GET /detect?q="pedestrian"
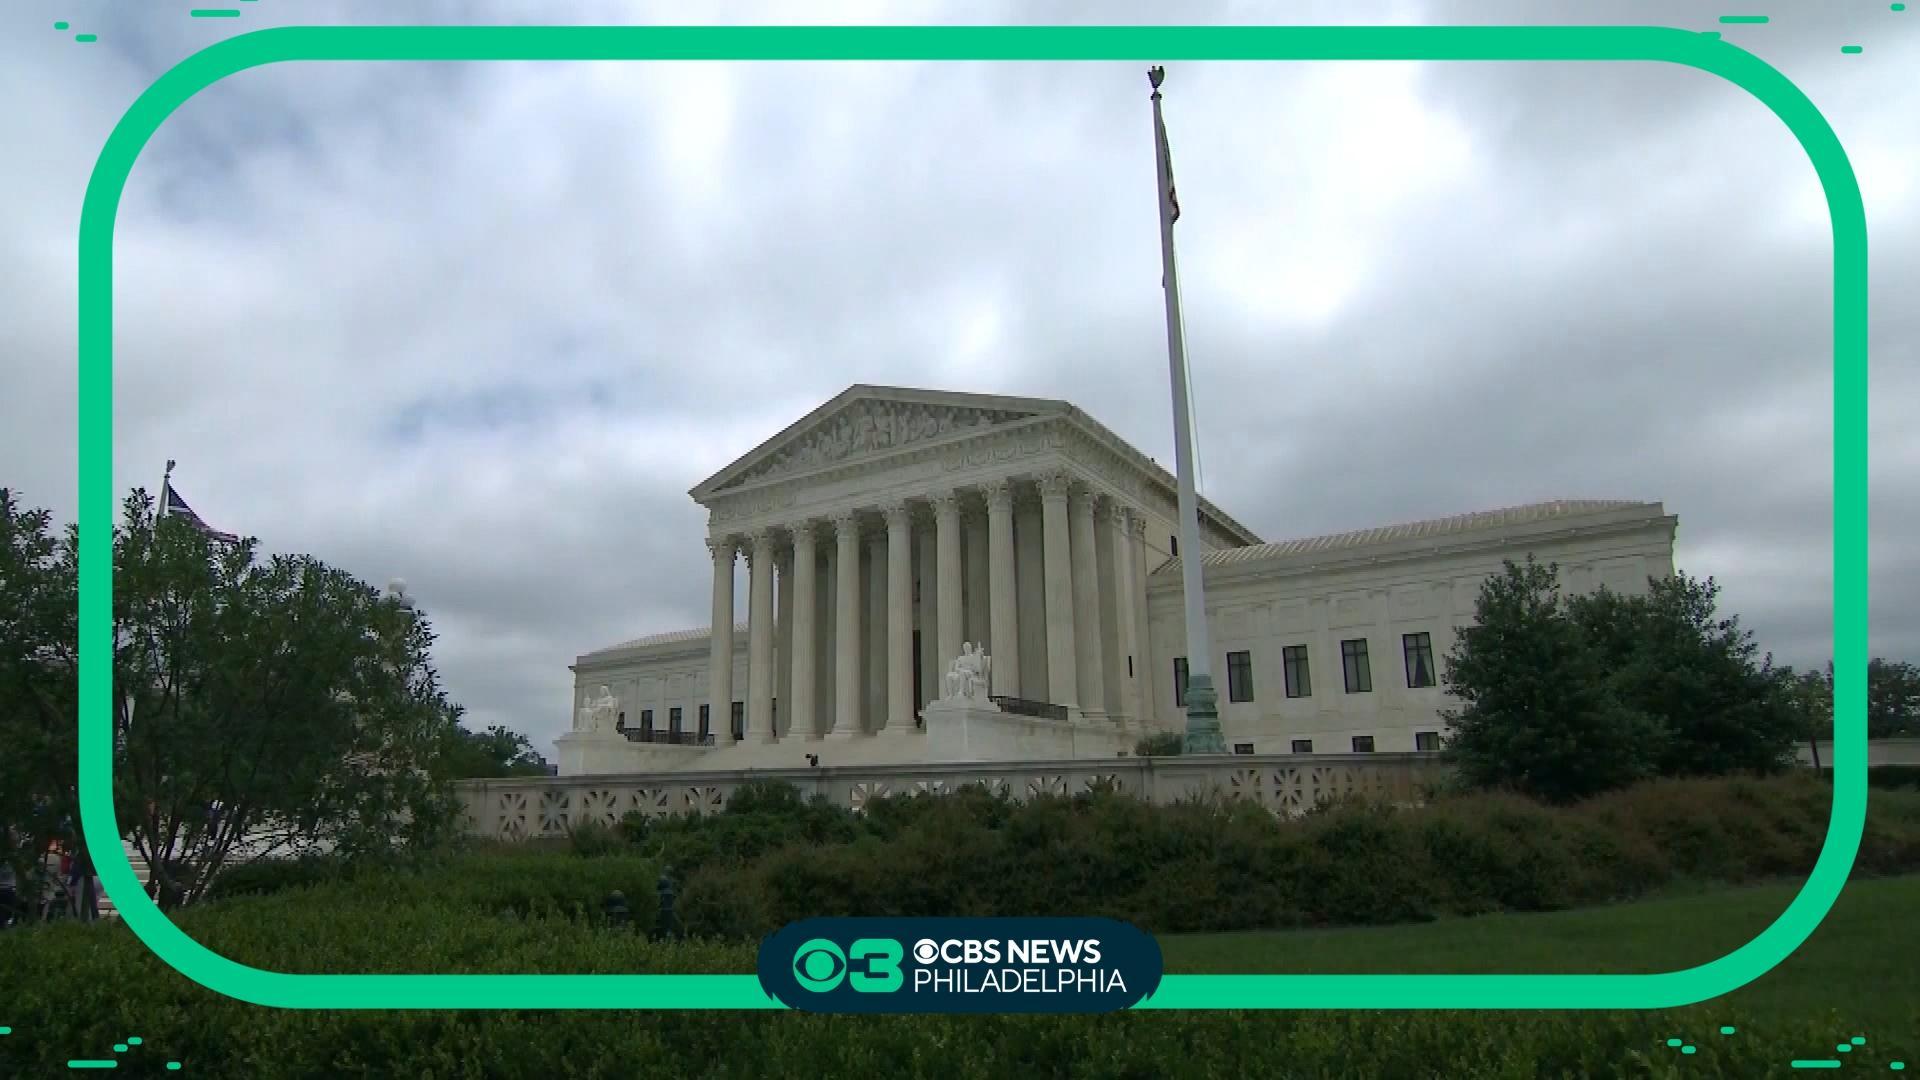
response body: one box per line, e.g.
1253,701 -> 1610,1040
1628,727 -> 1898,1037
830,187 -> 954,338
0,859 -> 18,928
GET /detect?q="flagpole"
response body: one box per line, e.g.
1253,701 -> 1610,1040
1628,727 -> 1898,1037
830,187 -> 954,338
159,459 -> 176,521
1149,66 -> 1225,755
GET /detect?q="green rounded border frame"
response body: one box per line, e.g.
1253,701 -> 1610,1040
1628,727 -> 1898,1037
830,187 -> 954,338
78,25 -> 1867,1011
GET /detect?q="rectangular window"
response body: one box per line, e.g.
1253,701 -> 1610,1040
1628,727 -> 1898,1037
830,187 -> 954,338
1415,731 -> 1440,752
616,711 -> 626,732
1226,650 -> 1254,703
640,709 -> 654,736
1170,535 -> 1179,556
1403,632 -> 1436,689
1291,738 -> 1313,754
1233,742 -> 1255,755
1341,638 -> 1372,693
1352,735 -> 1375,753
1173,657 -> 1189,707
730,701 -> 744,741
668,707 -> 683,737
1283,645 -> 1311,698
699,704 -> 711,743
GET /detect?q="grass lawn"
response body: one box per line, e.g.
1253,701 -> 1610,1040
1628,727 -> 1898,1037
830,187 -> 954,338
1158,873 -> 1918,1030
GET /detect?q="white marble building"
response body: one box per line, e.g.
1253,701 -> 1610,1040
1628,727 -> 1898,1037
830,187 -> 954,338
557,385 -> 1676,775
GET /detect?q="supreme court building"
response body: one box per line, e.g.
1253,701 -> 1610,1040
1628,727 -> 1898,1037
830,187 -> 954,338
556,385 -> 1677,775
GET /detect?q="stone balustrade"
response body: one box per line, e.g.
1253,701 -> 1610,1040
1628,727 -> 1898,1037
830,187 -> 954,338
454,753 -> 1447,841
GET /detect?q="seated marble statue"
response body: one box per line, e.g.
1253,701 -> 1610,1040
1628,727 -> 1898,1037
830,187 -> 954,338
940,643 -> 993,703
578,685 -> 619,734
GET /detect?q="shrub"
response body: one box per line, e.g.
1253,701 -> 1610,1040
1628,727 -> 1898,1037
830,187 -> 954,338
204,853 -> 353,902
566,820 -> 629,858
1134,731 -> 1184,757
0,901 -> 1870,1080
662,773 -> 1920,941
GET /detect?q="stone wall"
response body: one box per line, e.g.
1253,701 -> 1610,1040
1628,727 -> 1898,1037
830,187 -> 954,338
453,753 -> 1446,840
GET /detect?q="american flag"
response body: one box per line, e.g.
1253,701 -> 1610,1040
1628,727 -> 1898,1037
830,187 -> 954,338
1157,107 -> 1180,224
161,480 -> 239,544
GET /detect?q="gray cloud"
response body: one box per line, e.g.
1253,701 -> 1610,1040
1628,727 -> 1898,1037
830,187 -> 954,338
3,0 -> 1910,755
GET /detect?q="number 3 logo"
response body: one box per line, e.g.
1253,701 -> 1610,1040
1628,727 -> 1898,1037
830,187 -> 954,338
849,938 -> 903,993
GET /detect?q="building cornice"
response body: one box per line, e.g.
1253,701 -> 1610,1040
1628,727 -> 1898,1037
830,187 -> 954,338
1148,512 -> 1675,593
703,413 -> 1261,549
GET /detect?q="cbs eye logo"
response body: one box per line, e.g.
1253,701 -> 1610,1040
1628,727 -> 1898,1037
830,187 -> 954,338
790,938 -> 904,993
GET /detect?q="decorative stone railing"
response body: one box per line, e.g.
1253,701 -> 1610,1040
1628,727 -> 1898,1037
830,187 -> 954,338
453,753 -> 1447,841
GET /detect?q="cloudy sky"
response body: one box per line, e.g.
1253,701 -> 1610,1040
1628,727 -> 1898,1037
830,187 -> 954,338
4,1 -> 1912,756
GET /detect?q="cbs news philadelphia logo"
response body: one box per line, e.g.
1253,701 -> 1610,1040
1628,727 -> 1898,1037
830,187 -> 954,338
759,918 -> 1162,1013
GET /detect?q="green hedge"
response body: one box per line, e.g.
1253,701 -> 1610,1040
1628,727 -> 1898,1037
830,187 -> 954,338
673,774 -> 1920,939
201,849 -> 667,940
0,903 -> 1900,1078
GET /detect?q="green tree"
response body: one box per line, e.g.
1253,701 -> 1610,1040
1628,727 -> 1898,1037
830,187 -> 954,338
1440,558 -> 1663,803
438,723 -> 549,780
1867,658 -> 1920,738
1772,658 -> 1919,764
0,488 -> 82,917
1567,573 -> 1801,777
106,488 -> 467,908
1771,662 -> 1833,768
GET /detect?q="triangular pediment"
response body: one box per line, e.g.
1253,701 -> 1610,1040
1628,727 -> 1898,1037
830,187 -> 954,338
691,385 -> 1065,499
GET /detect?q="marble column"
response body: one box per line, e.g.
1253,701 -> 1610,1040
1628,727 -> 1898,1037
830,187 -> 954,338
790,522 -> 818,740
917,525 -> 937,709
884,500 -> 916,732
1094,498 -> 1126,727
1069,487 -> 1106,722
746,529 -> 776,742
706,536 -> 738,747
831,510 -> 862,737
933,490 -> 964,681
776,547 -> 794,737
985,479 -> 1019,698
964,506 -> 989,647
1110,505 -> 1141,731
1128,512 -> 1156,728
865,533 -> 886,730
1037,472 -> 1079,713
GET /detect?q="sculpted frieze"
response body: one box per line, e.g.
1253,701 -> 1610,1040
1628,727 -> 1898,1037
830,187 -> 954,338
721,399 -> 1033,489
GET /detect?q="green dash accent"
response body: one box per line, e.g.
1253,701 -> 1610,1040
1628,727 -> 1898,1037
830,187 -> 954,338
1890,1062 -> 1906,1071
167,1065 -> 182,1072
1792,1064 -> 1842,1071
1668,1038 -> 1683,1047
1683,1046 -> 1697,1055
1894,3 -> 1906,10
66,1063 -> 118,1071
1842,44 -> 1864,53
1856,1039 -> 1869,1046
113,1044 -> 127,1052
1842,1044 -> 1856,1052
1719,14 -> 1770,23
75,34 -> 96,42
126,1039 -> 141,1046
1721,1027 -> 1737,1035
54,21 -> 69,29
189,8 -> 242,16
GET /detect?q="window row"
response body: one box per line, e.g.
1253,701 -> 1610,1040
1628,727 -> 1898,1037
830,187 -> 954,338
616,701 -> 753,743
1228,731 -> 1443,754
1173,632 -> 1438,706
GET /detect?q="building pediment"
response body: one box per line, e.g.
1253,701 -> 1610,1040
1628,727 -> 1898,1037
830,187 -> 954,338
690,385 -> 1066,500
